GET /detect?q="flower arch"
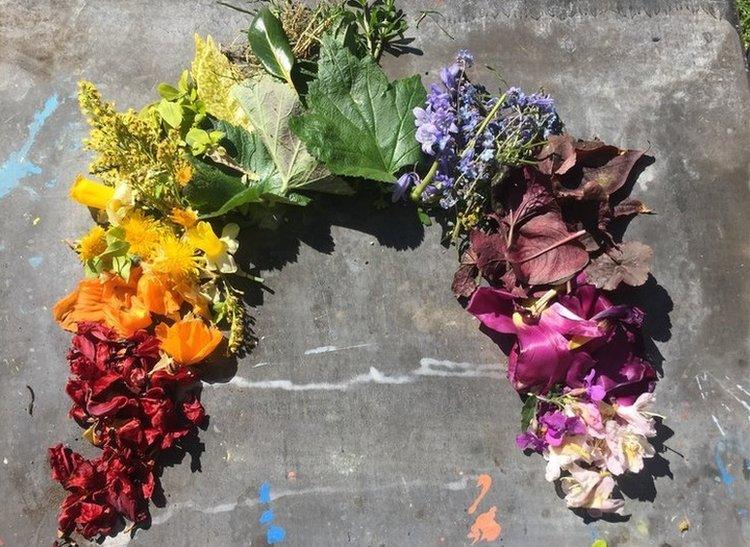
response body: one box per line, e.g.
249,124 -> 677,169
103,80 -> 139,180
47,1 -> 664,542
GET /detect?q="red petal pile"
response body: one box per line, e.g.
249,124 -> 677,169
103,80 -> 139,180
48,322 -> 206,539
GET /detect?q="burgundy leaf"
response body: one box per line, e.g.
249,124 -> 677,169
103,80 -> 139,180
537,134 -> 577,176
452,248 -> 479,298
507,211 -> 589,285
585,241 -> 653,290
612,198 -> 652,218
582,148 -> 644,196
471,229 -> 508,285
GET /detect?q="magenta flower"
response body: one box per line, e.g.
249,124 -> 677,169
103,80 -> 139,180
539,411 -> 587,447
466,275 -> 656,402
466,285 -> 603,393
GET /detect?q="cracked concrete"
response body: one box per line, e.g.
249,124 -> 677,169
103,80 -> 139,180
1,0 -> 749,545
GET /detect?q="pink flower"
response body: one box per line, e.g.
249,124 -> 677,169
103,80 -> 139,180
560,464 -> 625,515
614,392 -> 656,437
603,420 -> 655,475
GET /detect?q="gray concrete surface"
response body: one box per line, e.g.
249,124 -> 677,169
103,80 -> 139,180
1,0 -> 749,545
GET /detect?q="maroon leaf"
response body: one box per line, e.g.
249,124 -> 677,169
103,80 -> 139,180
452,248 -> 479,298
582,148 -> 644,196
507,211 -> 589,285
471,229 -> 508,284
537,134 -> 577,176
612,198 -> 652,218
502,167 -> 556,230
585,241 -> 653,290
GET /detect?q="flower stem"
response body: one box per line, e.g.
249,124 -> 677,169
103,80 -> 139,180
410,160 -> 439,201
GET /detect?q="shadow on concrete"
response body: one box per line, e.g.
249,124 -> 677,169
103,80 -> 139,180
231,182 -> 426,312
616,419 -> 675,503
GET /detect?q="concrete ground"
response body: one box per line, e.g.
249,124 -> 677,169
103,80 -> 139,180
1,0 -> 749,545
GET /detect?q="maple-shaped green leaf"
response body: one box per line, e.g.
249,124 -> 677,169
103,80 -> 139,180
290,37 -> 426,183
233,77 -> 330,193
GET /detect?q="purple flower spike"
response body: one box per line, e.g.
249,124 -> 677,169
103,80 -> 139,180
392,172 -> 420,202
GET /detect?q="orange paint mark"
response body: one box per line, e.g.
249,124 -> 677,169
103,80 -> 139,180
467,506 -> 502,544
467,474 -> 492,515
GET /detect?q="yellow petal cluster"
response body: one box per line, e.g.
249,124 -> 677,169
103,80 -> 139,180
77,225 -> 107,261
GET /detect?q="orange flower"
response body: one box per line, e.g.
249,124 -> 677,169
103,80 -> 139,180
53,268 -> 151,336
170,207 -> 198,229
137,272 -> 183,318
155,318 -> 222,366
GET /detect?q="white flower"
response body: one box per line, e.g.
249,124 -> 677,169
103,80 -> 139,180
106,182 -> 134,225
614,392 -> 656,438
544,436 -> 593,481
561,464 -> 625,514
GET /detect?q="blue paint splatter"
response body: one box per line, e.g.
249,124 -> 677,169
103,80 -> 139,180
715,441 -> 735,489
267,525 -> 286,544
45,179 -> 58,189
738,508 -> 749,519
259,482 -> 272,504
0,94 -> 60,199
28,256 -> 44,268
258,482 -> 285,543
259,509 -> 275,525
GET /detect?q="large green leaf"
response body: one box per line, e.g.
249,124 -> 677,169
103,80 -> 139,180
184,159 -> 260,214
248,8 -> 295,85
233,77 -> 330,193
290,37 -> 426,183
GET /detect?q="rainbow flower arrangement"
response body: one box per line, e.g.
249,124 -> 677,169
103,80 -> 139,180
49,0 -> 663,542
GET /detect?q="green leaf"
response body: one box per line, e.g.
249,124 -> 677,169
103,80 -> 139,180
213,119 -> 277,181
248,8 -> 295,84
520,395 -> 539,431
233,77 -> 329,193
302,177 -> 354,195
111,255 -> 132,281
157,99 -> 183,128
290,37 -> 426,182
157,83 -> 181,100
417,208 -> 432,226
184,159 -> 251,212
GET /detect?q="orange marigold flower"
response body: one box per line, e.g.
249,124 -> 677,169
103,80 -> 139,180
155,318 -> 222,366
136,272 -> 183,318
170,207 -> 198,229
53,268 -> 151,336
175,164 -> 194,186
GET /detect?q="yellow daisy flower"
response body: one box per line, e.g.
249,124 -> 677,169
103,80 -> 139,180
121,211 -> 164,259
77,225 -> 107,261
148,232 -> 200,281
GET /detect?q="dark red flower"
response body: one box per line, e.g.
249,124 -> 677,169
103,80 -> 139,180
50,321 -> 208,540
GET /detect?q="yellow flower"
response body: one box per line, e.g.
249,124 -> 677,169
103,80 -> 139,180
148,232 -> 200,281
176,164 -> 193,186
69,175 -> 114,209
121,211 -> 164,259
186,221 -> 239,273
77,225 -> 107,260
170,207 -> 198,229
186,221 -> 223,256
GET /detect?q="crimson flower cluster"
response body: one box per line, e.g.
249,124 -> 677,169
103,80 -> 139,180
48,322 -> 206,540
